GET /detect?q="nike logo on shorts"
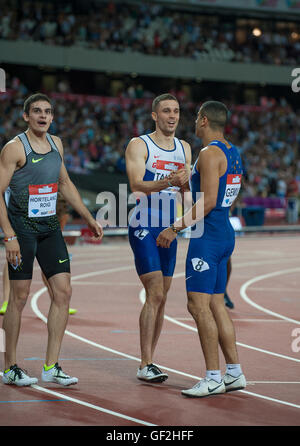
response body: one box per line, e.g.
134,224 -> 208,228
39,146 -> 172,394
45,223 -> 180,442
59,259 -> 69,263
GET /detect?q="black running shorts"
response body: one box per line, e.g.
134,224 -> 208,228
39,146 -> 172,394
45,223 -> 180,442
8,229 -> 70,280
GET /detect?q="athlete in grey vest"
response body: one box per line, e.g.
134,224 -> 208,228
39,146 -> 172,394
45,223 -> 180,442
0,93 -> 103,386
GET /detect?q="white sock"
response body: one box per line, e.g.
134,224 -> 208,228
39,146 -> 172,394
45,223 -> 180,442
206,370 -> 222,383
226,364 -> 242,377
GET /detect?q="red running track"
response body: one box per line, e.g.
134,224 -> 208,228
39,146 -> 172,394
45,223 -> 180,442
0,235 -> 299,427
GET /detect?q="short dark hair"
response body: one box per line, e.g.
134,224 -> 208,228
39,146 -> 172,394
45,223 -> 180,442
199,101 -> 228,130
23,93 -> 53,115
152,93 -> 178,112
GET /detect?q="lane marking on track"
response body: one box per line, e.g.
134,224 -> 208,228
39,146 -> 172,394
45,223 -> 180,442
175,317 -> 289,322
31,287 -> 201,381
30,265 -> 300,420
166,273 -> 300,363
0,372 -> 156,427
240,267 -> 300,325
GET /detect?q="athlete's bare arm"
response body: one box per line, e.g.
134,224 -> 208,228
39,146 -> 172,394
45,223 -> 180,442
125,137 -> 188,195
179,140 -> 192,191
0,139 -> 25,265
53,136 -> 103,239
197,145 -> 225,215
156,145 -> 225,248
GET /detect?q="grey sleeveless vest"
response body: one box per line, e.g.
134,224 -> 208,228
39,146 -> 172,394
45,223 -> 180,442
8,132 -> 62,233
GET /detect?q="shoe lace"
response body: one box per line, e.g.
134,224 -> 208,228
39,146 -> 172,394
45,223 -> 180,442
53,363 -> 70,378
147,363 -> 162,375
10,364 -> 26,380
54,363 -> 62,373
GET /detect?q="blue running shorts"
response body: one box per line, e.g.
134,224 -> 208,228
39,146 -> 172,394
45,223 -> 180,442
185,236 -> 234,294
128,225 -> 177,277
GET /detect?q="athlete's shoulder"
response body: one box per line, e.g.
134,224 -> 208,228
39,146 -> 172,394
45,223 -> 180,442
198,145 -> 223,169
49,134 -> 62,147
48,134 -> 63,155
1,135 -> 24,157
178,139 -> 191,163
125,136 -> 148,154
178,139 -> 191,149
200,144 -> 223,155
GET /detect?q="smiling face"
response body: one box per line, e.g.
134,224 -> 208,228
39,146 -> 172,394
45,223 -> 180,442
152,99 -> 180,136
23,100 -> 53,133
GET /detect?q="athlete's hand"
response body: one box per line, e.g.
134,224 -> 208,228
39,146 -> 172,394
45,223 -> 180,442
168,168 -> 189,187
156,227 -> 177,249
5,238 -> 22,267
88,219 -> 104,240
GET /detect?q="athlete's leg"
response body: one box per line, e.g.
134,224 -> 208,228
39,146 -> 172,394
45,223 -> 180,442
3,279 -> 31,369
210,292 -> 239,364
151,275 -> 172,358
187,291 -> 220,370
224,257 -> 234,309
34,229 -> 71,366
45,272 -> 72,366
139,270 -> 165,369
0,263 -> 10,314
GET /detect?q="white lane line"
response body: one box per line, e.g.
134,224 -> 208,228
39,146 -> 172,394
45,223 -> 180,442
175,317 -> 288,323
30,266 -> 300,417
139,288 -> 300,363
249,287 -> 298,292
0,372 -> 156,427
248,381 -> 300,384
240,267 -> 300,325
31,287 -> 201,381
71,281 -> 140,286
138,290 -> 300,409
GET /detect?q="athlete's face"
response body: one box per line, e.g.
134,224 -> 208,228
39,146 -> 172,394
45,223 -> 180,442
195,109 -> 207,138
23,100 -> 54,133
152,100 -> 180,135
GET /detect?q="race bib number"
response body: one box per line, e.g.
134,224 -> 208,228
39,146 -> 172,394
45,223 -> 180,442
191,258 -> 210,272
153,160 -> 185,191
28,183 -> 58,217
221,174 -> 242,207
134,229 -> 149,240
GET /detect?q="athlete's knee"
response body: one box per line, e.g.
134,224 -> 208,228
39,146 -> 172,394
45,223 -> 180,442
187,293 -> 210,318
146,289 -> 165,307
11,287 -> 30,311
52,284 -> 72,306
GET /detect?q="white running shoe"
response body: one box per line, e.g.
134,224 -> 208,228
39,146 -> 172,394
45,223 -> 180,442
2,364 -> 38,386
182,378 -> 225,398
223,373 -> 246,392
137,363 -> 168,383
41,363 -> 78,386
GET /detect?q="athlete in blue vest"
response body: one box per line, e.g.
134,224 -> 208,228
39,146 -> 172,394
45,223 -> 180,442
157,101 -> 246,397
126,93 -> 191,382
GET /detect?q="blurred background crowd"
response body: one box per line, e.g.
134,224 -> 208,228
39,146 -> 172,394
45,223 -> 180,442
1,0 -> 300,66
1,74 -> 299,202
0,0 -> 299,209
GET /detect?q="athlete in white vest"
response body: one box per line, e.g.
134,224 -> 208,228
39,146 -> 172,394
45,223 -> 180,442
126,93 -> 191,382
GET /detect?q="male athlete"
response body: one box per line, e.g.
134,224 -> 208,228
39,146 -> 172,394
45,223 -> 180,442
0,93 -> 103,386
125,94 -> 191,382
157,101 -> 246,397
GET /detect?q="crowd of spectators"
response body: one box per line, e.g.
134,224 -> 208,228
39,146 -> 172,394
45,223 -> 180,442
0,76 -> 299,202
1,0 -> 300,66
